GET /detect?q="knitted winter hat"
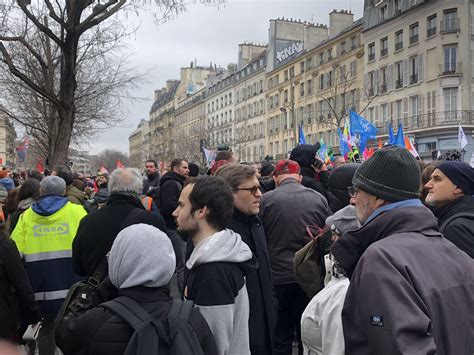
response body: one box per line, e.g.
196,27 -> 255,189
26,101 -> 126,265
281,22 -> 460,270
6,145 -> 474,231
436,162 -> 474,195
352,146 -> 421,202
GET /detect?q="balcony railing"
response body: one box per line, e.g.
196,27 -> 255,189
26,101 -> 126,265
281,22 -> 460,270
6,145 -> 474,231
395,79 -> 403,89
410,74 -> 418,85
368,53 -> 375,61
409,34 -> 419,45
440,18 -> 460,33
439,62 -> 462,76
427,27 -> 436,37
395,42 -> 403,51
380,48 -> 388,57
380,83 -> 387,93
376,111 -> 474,135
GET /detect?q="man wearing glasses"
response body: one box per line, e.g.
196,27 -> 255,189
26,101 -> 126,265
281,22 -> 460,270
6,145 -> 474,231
216,164 -> 276,355
259,159 -> 331,355
332,146 -> 473,355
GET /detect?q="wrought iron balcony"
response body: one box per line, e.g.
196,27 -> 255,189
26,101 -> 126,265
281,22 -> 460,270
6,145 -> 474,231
395,79 -> 403,89
376,111 -> 474,136
409,34 -> 419,45
380,48 -> 388,57
439,62 -> 462,76
440,18 -> 460,33
395,42 -> 403,51
410,74 -> 418,85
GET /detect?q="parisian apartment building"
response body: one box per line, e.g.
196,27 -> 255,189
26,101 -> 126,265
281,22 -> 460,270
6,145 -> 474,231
129,0 -> 473,167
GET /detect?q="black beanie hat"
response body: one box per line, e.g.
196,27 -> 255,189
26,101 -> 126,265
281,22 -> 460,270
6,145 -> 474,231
436,161 -> 474,195
352,146 -> 421,202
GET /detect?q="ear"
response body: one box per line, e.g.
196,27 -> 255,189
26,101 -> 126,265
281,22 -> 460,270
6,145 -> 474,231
453,186 -> 464,196
297,175 -> 303,183
196,206 -> 209,220
374,197 -> 388,209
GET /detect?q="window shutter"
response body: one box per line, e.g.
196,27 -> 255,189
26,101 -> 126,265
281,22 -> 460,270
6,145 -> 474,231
418,53 -> 424,81
403,59 -> 409,86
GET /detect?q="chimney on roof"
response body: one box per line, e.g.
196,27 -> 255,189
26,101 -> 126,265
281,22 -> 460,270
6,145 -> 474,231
329,9 -> 354,37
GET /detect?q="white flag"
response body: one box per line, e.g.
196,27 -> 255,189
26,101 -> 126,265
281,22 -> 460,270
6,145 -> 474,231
458,124 -> 468,149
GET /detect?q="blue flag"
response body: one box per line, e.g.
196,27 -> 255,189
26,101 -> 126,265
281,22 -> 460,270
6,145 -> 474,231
318,143 -> 327,161
299,124 -> 306,145
338,128 -> 350,157
395,123 -> 405,147
388,123 -> 395,144
349,111 -> 378,139
359,135 -> 368,155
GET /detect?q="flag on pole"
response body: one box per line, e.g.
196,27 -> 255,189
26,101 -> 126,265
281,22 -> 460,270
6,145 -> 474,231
363,147 -> 375,160
458,124 -> 468,149
99,166 -> 109,175
299,124 -> 306,145
116,160 -> 125,169
338,128 -> 351,158
359,135 -> 368,155
394,123 -> 405,147
36,159 -> 44,173
404,136 -> 420,159
349,111 -> 379,138
388,123 -> 396,145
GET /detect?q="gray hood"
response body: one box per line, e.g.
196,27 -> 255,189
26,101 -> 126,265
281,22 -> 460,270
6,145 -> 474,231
18,197 -> 36,210
109,223 -> 175,289
186,228 -> 252,269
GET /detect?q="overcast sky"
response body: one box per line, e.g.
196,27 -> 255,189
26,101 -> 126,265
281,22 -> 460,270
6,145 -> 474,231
89,0 -> 365,155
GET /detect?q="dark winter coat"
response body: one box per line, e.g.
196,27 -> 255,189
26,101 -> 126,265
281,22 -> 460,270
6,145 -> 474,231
66,185 -> 87,206
328,163 -> 360,211
159,172 -> 185,229
228,209 -> 276,355
72,193 -> 167,277
258,177 -> 275,194
259,179 -> 331,284
332,205 -> 474,355
434,195 -> 474,258
55,286 -> 217,355
0,235 -> 41,341
143,171 -> 161,205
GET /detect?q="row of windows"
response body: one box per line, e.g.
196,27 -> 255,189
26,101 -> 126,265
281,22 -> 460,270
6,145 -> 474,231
235,99 -> 266,120
368,9 -> 458,62
208,110 -> 233,127
235,80 -> 264,103
266,37 -> 360,89
207,93 -> 233,112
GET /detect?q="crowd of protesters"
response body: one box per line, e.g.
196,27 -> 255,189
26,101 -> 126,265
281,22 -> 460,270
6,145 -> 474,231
0,144 -> 472,355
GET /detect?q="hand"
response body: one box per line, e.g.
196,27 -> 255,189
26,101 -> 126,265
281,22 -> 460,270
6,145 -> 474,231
313,158 -> 328,173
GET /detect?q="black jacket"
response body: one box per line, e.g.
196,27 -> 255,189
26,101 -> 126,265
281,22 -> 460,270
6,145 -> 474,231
332,205 -> 474,355
159,172 -> 185,229
73,193 -> 168,277
143,172 -> 161,205
434,195 -> 474,258
0,235 -> 41,340
328,163 -> 360,211
227,209 -> 276,355
55,286 -> 217,355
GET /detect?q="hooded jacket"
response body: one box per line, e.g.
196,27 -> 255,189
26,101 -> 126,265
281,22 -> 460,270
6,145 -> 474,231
11,196 -> 87,315
159,171 -> 186,229
332,205 -> 474,355
328,163 -> 360,211
289,144 -> 339,211
434,195 -> 474,258
73,193 -> 167,277
57,223 -> 217,355
185,229 -> 255,355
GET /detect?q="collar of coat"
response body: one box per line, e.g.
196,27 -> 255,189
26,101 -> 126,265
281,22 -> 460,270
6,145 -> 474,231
331,204 -> 440,279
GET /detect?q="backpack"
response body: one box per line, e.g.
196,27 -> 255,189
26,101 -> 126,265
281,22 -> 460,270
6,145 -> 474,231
101,297 -> 204,355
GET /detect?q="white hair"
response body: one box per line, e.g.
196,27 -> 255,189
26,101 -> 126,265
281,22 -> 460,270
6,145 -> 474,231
108,168 -> 143,195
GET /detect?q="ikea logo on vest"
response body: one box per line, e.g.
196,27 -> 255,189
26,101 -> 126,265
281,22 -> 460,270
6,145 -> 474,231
34,223 -> 70,237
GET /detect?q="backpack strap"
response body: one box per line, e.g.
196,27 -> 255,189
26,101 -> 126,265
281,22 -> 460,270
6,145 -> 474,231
440,211 -> 474,233
168,299 -> 194,321
102,296 -> 169,354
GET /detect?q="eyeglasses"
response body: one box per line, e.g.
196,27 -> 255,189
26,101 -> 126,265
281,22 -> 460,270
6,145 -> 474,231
236,186 -> 261,195
347,186 -> 357,198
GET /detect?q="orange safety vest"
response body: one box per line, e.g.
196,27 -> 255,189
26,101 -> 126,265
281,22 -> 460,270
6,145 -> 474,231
140,196 -> 153,212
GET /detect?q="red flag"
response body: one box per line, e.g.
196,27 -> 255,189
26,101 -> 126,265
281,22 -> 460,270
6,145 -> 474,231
36,159 -> 44,173
116,160 -> 125,169
99,166 -> 109,174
